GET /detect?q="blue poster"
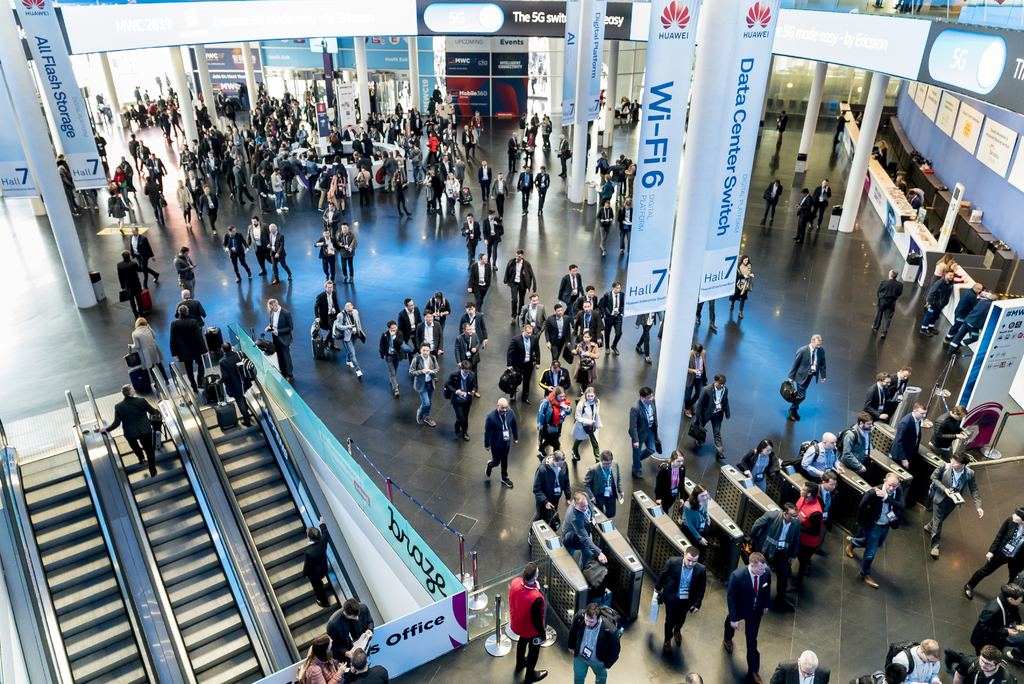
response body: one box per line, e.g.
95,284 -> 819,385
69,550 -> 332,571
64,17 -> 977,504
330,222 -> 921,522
492,53 -> 528,77
446,52 -> 490,76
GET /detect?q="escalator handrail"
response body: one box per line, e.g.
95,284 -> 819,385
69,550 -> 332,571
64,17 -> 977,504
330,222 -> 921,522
167,364 -> 300,664
149,371 -> 278,675
0,441 -> 69,684
65,390 -> 159,684
0,416 -> 7,449
246,376 -> 356,604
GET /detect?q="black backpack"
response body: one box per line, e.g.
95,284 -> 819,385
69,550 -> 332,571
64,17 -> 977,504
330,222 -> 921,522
498,368 -> 522,394
783,440 -> 818,469
835,425 -> 856,456
884,641 -> 918,675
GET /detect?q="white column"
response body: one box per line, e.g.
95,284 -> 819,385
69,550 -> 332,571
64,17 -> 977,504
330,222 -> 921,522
194,45 -> 220,130
29,63 -> 63,156
653,0 -> 740,452
758,55 -> 774,138
568,0 -> 592,204
99,52 -> 125,128
837,72 -> 889,234
795,61 -> 828,170
407,37 -> 420,111
354,39 -> 371,124
0,3 -> 96,307
602,41 -> 618,148
549,44 -> 563,121
168,46 -> 199,144
241,41 -> 259,113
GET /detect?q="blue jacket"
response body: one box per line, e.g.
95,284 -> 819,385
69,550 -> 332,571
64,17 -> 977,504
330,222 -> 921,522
954,287 -> 980,319
483,408 -> 518,450
726,565 -> 772,622
682,501 -> 708,543
889,413 -> 921,464
965,298 -> 994,328
562,504 -> 601,555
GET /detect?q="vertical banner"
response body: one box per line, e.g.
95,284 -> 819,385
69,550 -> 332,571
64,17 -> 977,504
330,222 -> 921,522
16,0 -> 106,189
936,182 -> 964,252
623,0 -> 702,315
562,0 -> 580,124
0,65 -> 37,199
698,0 -> 781,302
322,51 -> 335,108
336,83 -> 357,131
584,0 -> 608,122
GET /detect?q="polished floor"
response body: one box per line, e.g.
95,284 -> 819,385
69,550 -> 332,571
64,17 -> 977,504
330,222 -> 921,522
3,110 -> 1023,684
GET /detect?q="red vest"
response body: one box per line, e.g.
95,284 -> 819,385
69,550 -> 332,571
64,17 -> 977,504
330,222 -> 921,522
796,496 -> 824,547
509,577 -> 544,639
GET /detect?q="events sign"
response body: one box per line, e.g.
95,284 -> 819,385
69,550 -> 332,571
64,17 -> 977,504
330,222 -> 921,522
0,66 -> 37,199
937,182 -> 964,252
417,0 -> 635,40
561,0 -> 581,123
923,84 -> 941,121
17,0 -> 106,190
952,101 -> 985,154
936,90 -> 960,137
446,77 -> 491,116
698,0 -> 782,303
624,0 -> 702,314
975,117 -> 1018,178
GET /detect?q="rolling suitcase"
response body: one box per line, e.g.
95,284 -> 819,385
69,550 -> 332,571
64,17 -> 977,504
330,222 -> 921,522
459,187 -> 473,204
311,322 -> 326,360
205,327 -> 224,360
213,382 -> 238,430
128,366 -> 151,393
139,289 -> 152,311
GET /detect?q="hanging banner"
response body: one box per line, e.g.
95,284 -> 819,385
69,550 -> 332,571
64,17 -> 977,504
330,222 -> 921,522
584,0 -> 608,121
936,182 -> 964,252
17,0 -> 106,189
698,0 -> 782,302
0,66 -> 37,199
623,0 -> 702,315
337,84 -> 357,131
561,0 -> 580,124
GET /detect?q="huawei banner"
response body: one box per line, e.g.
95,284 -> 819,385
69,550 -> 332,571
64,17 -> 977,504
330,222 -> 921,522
0,66 -> 37,199
623,0 -> 702,315
561,0 -> 580,124
18,0 -> 107,190
698,0 -> 781,302
584,0 -> 608,122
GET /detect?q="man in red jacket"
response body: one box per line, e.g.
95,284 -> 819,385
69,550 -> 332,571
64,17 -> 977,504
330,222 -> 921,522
509,562 -> 548,682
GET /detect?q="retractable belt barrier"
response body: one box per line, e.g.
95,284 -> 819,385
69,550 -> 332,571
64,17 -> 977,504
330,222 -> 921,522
717,465 -> 782,538
670,480 -> 743,581
589,509 -> 644,622
834,470 -> 873,532
529,520 -> 588,627
767,466 -> 810,507
866,449 -> 914,494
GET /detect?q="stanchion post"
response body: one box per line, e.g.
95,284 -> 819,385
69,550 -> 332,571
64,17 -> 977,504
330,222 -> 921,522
484,594 -> 511,656
459,534 -> 466,585
982,412 -> 1013,460
386,477 -> 393,502
468,550 -> 487,610
540,581 -> 557,647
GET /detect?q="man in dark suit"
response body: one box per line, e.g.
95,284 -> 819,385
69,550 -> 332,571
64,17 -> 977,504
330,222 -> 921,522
484,398 -> 518,487
794,188 -> 811,243
482,210 -> 503,267
749,504 -> 800,611
507,323 -> 541,404
562,492 -> 607,568
170,304 -> 208,392
558,265 -> 584,311
217,343 -> 253,426
468,255 -> 492,311
327,598 -> 375,663
635,311 -> 662,364
723,553 -> 772,684
461,302 -> 488,348
557,134 -> 570,177
695,374 -> 731,463
920,270 -> 955,336
266,299 -> 294,381
414,311 -> 444,357
628,387 -> 659,479
198,184 -> 219,233
655,546 -> 706,656
889,404 -> 927,469
491,173 -> 508,218
117,250 -> 145,318
315,281 -> 342,351
126,226 -> 158,288
462,213 -> 481,266
944,282 -> 984,345
883,367 -> 913,418
846,473 -> 905,589
346,649 -> 389,684
478,161 -> 492,205
787,335 -> 826,421
863,373 -> 891,422
303,517 -> 331,607
809,179 -> 832,229
100,384 -> 161,476
396,299 -> 422,356
267,224 -> 292,284
315,227 -> 340,282
517,167 -> 533,215
769,652 -> 831,684
247,216 -> 270,276
574,300 -> 603,349
536,165 -> 550,214
598,283 -> 625,354
873,270 -> 904,338
176,290 -> 207,325
544,303 -> 573,363
503,251 -> 537,324
507,132 -> 519,175
445,362 -> 479,441
970,584 -> 1022,655
928,453 -> 985,559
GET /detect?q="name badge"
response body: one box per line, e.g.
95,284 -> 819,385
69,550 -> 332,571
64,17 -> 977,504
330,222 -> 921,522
581,646 -> 593,660
886,511 -> 897,523
670,487 -> 678,496
754,473 -> 765,482
823,511 -> 829,520
554,486 -> 562,495
502,429 -> 511,442
604,483 -> 613,497
777,541 -> 787,549
679,589 -> 689,599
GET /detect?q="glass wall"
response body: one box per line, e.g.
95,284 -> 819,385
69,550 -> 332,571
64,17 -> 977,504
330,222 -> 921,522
764,57 -> 903,120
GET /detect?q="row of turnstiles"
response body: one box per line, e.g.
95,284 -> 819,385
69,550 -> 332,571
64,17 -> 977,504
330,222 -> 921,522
527,422 -> 948,629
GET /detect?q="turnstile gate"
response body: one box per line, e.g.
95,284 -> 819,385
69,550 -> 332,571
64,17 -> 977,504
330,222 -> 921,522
834,470 -> 873,532
717,465 -> 782,538
530,520 -> 589,627
669,480 -> 743,581
590,509 -> 644,622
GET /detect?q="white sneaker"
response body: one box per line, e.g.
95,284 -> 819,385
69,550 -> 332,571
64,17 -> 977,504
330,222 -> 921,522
276,208 -> 283,213
347,361 -> 354,368
283,207 -> 289,211
356,370 -> 363,378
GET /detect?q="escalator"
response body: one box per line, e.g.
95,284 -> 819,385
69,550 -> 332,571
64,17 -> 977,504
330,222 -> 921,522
15,441 -> 152,684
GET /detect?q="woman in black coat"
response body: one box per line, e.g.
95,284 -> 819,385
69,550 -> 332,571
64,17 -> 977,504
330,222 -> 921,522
654,450 -> 686,514
738,438 -> 780,492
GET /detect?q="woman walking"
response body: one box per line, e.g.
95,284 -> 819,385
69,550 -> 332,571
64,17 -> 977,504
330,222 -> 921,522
176,179 -> 194,228
108,182 -> 129,232
573,331 -> 600,393
130,317 -> 167,380
571,386 -> 602,462
738,438 -> 779,493
729,255 -> 753,319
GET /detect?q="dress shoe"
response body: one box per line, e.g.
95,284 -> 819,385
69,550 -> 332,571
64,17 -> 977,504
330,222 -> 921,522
611,347 -> 619,355
663,640 -> 673,656
964,584 -> 973,600
750,673 -> 763,684
645,356 -> 652,364
845,536 -> 854,558
673,629 -> 682,645
738,311 -> 743,320
860,573 -> 879,588
486,462 -> 493,478
880,333 -> 886,339
632,470 -> 643,479
317,598 -> 331,608
685,410 -> 693,418
526,670 -> 547,683
723,638 -> 734,654
461,432 -> 470,442
572,451 -> 581,462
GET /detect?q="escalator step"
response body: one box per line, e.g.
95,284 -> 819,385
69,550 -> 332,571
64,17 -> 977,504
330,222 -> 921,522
152,533 -> 213,567
284,596 -> 334,634
222,450 -> 275,477
127,459 -> 184,487
210,422 -> 261,445
57,592 -> 126,638
275,576 -> 334,610
64,616 -> 133,660
21,458 -> 82,491
35,513 -> 98,552
241,499 -> 295,530
189,627 -> 252,672
229,468 -> 281,496
146,510 -> 207,547
19,449 -> 79,478
133,476 -> 190,508
47,555 -> 112,594
252,520 -> 305,551
176,587 -> 236,629
52,575 -> 118,616
218,435 -> 268,462
194,651 -> 262,684
257,540 -> 304,570
180,610 -> 242,651
40,533 -> 105,571
31,496 -> 94,532
94,659 -> 148,684
236,481 -> 291,513
166,567 -> 227,608
139,493 -> 198,527
267,560 -> 303,589
291,613 -> 334,655
68,637 -> 141,684
161,548 -> 221,587
25,476 -> 88,513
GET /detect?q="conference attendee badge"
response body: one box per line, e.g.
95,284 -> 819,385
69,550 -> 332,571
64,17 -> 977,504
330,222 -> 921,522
604,482 -> 613,498
502,429 -> 511,442
581,646 -> 593,660
554,485 -> 562,496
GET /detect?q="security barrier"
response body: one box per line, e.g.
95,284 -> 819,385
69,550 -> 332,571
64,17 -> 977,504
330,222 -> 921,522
590,509 -> 644,622
767,467 -> 810,507
866,449 -> 914,494
907,446 -> 944,504
670,480 -> 743,581
626,493 -> 689,575
870,422 -> 895,454
529,520 -> 588,628
717,465 -> 782,538
834,470 -> 873,532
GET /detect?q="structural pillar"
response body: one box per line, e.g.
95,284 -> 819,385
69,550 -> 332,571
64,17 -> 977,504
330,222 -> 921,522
795,60 -> 828,171
758,55 -> 774,138
602,41 -> 618,148
838,72 -> 889,234
860,70 -> 873,105
168,47 -> 199,144
241,41 -> 259,112
549,43 -> 563,120
354,38 -> 371,124
407,37 -> 420,111
653,0 -> 739,452
99,52 -> 125,128
0,1 -> 96,307
568,0 -> 593,204
194,45 -> 220,129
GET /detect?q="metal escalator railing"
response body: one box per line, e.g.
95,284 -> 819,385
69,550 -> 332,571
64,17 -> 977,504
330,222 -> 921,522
167,364 -> 300,662
64,390 -> 157,684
